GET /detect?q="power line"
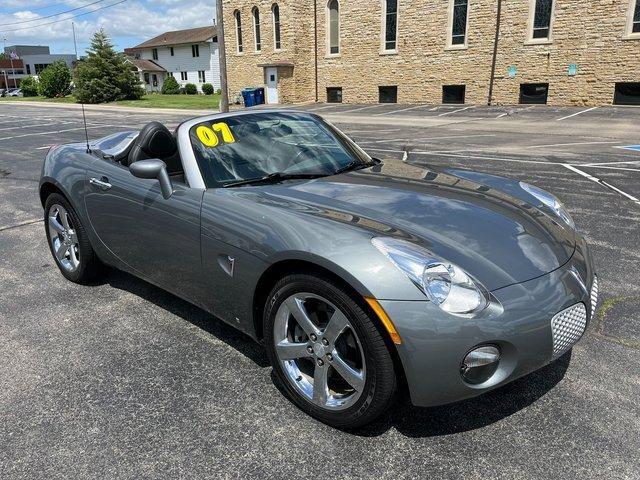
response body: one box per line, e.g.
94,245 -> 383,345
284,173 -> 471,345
7,2 -> 77,14
0,0 -> 109,26
0,0 -> 127,33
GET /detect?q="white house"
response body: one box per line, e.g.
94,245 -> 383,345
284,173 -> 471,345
125,26 -> 220,93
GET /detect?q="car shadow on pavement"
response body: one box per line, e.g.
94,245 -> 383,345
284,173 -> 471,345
353,352 -> 571,438
102,267 -> 571,438
104,268 -> 270,368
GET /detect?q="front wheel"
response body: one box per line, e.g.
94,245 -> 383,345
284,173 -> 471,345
264,274 -> 397,428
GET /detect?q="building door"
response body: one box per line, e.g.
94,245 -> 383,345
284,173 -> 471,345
265,67 -> 279,104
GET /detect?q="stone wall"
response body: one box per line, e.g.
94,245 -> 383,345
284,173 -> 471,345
223,0 -> 640,106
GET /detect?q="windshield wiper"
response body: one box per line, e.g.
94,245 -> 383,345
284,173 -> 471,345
333,158 -> 382,175
222,172 -> 326,188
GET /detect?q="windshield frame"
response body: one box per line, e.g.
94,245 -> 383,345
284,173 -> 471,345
180,110 -> 372,189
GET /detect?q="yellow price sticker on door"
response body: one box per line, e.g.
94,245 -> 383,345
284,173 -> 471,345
196,122 -> 236,147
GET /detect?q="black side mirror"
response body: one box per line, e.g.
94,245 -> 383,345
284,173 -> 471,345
130,159 -> 173,199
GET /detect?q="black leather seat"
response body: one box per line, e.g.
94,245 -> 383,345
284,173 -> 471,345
127,122 -> 182,175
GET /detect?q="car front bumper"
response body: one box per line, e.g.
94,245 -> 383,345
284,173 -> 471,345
382,235 -> 597,408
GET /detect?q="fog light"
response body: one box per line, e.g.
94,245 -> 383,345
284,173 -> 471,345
461,346 -> 500,385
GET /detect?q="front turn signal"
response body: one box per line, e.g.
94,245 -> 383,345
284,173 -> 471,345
364,297 -> 402,345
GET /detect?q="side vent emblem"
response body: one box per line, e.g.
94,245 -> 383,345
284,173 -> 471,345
217,255 -> 235,277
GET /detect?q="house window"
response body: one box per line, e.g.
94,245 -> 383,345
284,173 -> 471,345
520,83 -> 549,104
152,74 -> 158,87
234,10 -> 244,53
198,70 -> 206,82
450,0 -> 469,46
327,87 -> 343,103
181,71 -> 188,81
382,0 -> 398,51
192,44 -> 200,57
272,3 -> 282,50
442,85 -> 466,104
379,85 -> 397,103
634,1 -> 640,32
531,0 -> 553,39
152,48 -> 158,60
614,83 -> 640,105
170,47 -> 174,56
328,0 -> 340,54
252,7 -> 262,51
144,73 -> 150,84
26,64 -> 31,74
34,64 -> 51,74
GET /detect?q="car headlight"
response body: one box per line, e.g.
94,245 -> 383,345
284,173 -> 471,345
371,237 -> 489,315
519,182 -> 575,229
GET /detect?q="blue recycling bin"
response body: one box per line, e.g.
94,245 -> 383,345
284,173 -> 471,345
254,87 -> 265,105
241,88 -> 256,107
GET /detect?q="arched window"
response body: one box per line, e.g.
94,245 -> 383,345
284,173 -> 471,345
272,3 -> 282,50
234,10 -> 243,53
327,0 -> 339,54
252,7 -> 262,52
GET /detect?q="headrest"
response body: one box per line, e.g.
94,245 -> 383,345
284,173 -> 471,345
127,122 -> 177,166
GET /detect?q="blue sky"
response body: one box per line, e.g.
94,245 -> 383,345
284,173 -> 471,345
0,0 -> 217,55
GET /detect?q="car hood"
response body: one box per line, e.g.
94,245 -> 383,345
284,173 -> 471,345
255,166 -> 576,291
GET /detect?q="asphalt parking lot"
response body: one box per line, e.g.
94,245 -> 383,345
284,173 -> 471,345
1,101 -> 639,479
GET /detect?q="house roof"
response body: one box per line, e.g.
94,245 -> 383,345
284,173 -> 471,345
127,58 -> 166,72
129,26 -> 217,50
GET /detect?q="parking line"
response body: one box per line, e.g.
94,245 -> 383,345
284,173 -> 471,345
526,141 -> 619,149
339,104 -> 387,114
365,133 -> 497,144
556,107 -> 599,122
438,106 -> 475,117
582,160 -> 640,166
0,121 -> 75,132
374,104 -> 430,116
0,125 -> 116,142
562,164 -> 640,206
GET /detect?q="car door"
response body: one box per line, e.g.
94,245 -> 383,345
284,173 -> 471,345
84,158 -> 209,306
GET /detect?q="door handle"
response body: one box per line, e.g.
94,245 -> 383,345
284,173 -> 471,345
89,177 -> 112,190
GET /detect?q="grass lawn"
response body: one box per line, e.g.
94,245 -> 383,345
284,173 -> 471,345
0,94 -> 220,110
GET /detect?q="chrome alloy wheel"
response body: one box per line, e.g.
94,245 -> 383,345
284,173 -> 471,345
274,293 -> 366,410
48,204 -> 80,272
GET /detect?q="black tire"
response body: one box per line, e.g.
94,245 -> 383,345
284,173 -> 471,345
44,193 -> 103,284
264,273 -> 397,429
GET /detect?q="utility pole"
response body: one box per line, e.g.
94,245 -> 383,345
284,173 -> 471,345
215,0 -> 229,112
3,38 -> 17,89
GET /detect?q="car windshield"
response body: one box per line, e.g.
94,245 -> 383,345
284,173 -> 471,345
188,112 -> 370,187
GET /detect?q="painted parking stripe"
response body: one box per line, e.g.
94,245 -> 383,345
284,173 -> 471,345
562,164 -> 640,206
556,107 -> 599,121
0,121 -> 76,132
615,145 -> 640,152
374,104 -> 431,116
365,133 -> 497,144
582,159 -> 640,166
526,141 -> 620,149
338,104 -> 388,114
0,125 -> 117,142
438,106 -> 475,116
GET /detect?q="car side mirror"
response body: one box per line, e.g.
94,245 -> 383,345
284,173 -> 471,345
129,159 -> 173,199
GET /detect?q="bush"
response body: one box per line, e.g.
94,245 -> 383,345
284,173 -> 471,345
37,62 -> 71,98
184,83 -> 197,95
74,29 -> 144,104
20,76 -> 39,97
202,83 -> 214,95
161,75 -> 180,94
215,88 -> 221,95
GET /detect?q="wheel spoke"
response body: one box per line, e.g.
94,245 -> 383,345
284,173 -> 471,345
55,242 -> 69,261
67,231 -> 78,244
48,217 -> 65,235
331,351 -> 365,392
59,209 -> 70,230
285,296 -> 320,336
276,340 -> 311,360
323,310 -> 349,344
69,246 -> 80,268
312,363 -> 329,406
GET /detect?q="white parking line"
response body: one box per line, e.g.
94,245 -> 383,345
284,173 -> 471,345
0,121 -> 75,132
0,125 -> 116,142
374,104 -> 430,116
438,106 -> 475,117
364,133 -> 497,144
526,141 -> 620,149
305,105 -> 337,112
556,107 -> 599,122
562,163 -> 640,206
339,104 -> 387,114
582,160 -> 640,167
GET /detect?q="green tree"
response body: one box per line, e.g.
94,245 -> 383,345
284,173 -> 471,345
74,29 -> 144,104
20,76 -> 39,97
37,61 -> 71,98
161,75 -> 180,94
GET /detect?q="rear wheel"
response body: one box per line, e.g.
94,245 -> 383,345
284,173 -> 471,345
264,274 -> 397,428
44,193 -> 102,284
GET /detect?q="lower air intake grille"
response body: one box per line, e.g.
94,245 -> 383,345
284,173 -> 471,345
551,303 -> 587,358
590,276 -> 598,320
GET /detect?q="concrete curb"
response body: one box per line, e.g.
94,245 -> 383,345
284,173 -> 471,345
1,101 -> 222,116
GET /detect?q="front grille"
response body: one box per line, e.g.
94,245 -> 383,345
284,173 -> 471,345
590,276 -> 598,320
551,303 -> 587,358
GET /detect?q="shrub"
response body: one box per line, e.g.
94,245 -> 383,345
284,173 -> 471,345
215,88 -> 221,95
74,29 -> 144,104
20,76 -> 39,97
37,62 -> 71,98
184,83 -> 197,95
202,83 -> 214,95
161,75 -> 180,94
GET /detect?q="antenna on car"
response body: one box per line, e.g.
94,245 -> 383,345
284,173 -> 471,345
72,22 -> 91,154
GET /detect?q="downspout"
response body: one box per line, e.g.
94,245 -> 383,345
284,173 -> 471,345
314,0 -> 319,102
487,0 -> 503,105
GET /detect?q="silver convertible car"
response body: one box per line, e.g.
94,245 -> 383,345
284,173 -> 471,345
40,110 -> 597,428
